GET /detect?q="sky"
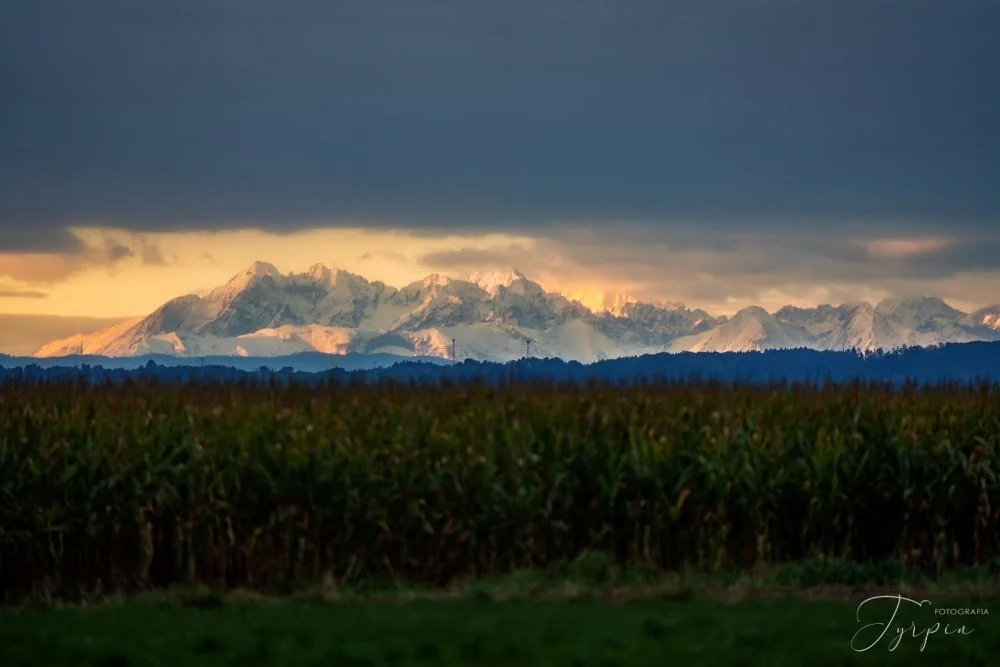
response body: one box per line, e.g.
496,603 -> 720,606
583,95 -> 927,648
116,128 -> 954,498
1,1 -> 999,351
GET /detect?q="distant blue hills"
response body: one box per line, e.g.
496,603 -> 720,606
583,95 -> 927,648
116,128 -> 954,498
0,351 -> 452,372
2,342 -> 1000,386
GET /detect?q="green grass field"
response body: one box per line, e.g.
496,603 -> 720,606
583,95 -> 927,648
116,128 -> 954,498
2,594 -> 997,667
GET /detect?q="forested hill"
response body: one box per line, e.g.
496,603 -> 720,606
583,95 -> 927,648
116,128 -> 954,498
2,342 -> 1000,386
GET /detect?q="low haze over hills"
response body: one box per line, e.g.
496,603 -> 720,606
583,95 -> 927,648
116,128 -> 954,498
33,262 -> 1000,363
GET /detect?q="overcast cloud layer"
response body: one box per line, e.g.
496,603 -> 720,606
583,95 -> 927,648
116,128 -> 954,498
1,0 -> 999,252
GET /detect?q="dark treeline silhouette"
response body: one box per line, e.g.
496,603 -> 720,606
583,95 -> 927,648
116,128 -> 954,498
2,342 -> 1000,387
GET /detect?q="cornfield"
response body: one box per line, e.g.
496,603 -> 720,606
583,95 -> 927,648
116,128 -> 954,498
1,378 -> 997,602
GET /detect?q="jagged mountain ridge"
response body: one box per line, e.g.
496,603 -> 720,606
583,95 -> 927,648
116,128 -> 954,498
34,262 -> 1000,362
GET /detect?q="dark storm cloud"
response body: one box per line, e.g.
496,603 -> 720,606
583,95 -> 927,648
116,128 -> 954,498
0,226 -> 86,254
530,224 -> 1000,284
0,289 -> 48,299
104,242 -> 133,263
419,245 -> 532,269
0,230 -> 169,282
891,237 -> 1000,279
1,0 -> 999,249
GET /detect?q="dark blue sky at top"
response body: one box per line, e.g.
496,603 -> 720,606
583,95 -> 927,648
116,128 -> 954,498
1,0 -> 998,252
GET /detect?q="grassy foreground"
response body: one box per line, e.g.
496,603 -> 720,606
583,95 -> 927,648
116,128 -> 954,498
2,594 -> 998,667
5,562 -> 1000,667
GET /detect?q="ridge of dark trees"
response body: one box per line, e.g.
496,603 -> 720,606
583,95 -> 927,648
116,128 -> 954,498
1,342 -> 999,387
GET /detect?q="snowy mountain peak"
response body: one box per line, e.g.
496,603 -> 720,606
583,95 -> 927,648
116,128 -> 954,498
733,305 -> 771,320
876,296 -> 957,316
671,305 -> 794,353
209,261 -> 285,303
964,305 -> 1000,332
566,291 -> 640,315
309,265 -> 367,288
606,294 -> 640,316
306,262 -> 333,283
422,273 -> 453,288
242,261 -> 282,280
31,262 -> 1000,361
841,301 -> 875,313
467,268 -> 527,295
655,300 -> 687,311
561,291 -> 689,317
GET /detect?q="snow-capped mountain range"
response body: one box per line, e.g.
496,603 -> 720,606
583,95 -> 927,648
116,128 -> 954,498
34,261 -> 1000,362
